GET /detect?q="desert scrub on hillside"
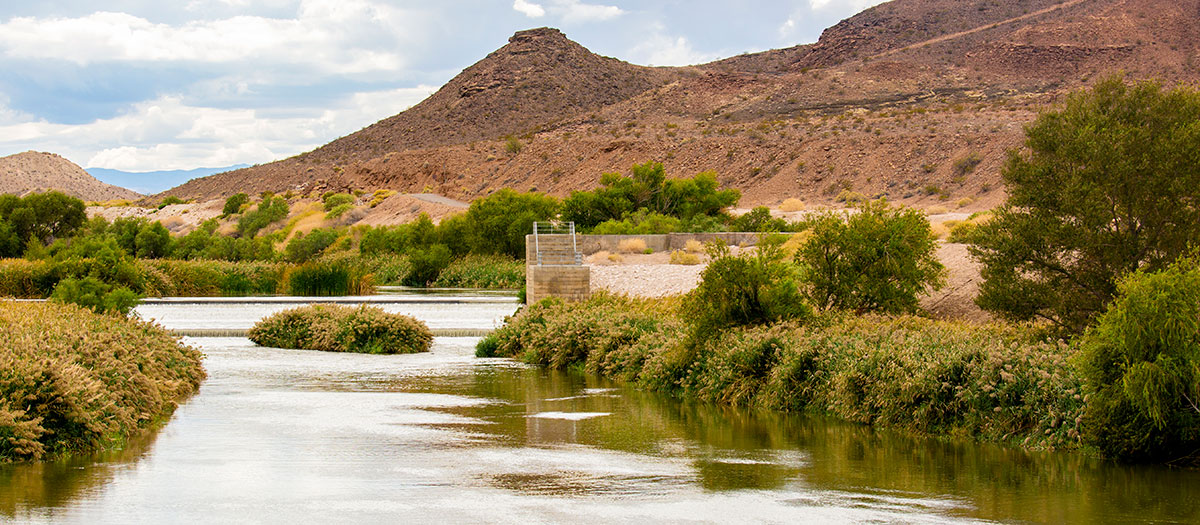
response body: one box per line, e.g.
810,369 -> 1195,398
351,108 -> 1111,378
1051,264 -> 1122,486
431,254 -> 524,289
0,301 -> 205,462
248,304 -> 432,354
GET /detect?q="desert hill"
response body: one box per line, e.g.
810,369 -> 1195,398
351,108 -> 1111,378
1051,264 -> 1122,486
162,0 -> 1200,212
1,151 -> 142,201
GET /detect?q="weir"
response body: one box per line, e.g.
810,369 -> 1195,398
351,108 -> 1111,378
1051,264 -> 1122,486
525,222 -> 590,304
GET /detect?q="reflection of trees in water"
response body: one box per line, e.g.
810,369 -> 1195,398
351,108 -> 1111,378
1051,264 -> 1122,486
0,429 -> 160,517
462,364 -> 1200,523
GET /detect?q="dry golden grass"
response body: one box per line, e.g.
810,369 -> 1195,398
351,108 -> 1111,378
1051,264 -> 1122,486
617,238 -> 648,254
607,252 -> 625,262
779,231 -> 812,258
930,222 -> 950,239
669,250 -> 702,265
780,198 -> 806,212
683,240 -> 705,253
0,301 -> 205,462
956,197 -> 975,208
926,205 -> 950,215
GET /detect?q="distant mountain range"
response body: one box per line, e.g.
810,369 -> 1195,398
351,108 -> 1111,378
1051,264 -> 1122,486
87,165 -> 248,195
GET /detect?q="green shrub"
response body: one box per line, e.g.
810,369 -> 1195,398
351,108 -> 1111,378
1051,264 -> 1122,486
404,244 -> 452,286
0,301 -> 204,461
464,189 -> 559,259
475,333 -> 502,357
731,206 -> 787,232
798,200 -> 945,314
248,304 -> 432,354
134,222 -> 171,259
322,192 -> 355,211
284,228 -> 339,263
49,276 -> 140,316
432,254 -> 524,289
1077,257 -> 1200,464
969,76 -> 1200,332
561,162 -> 739,230
222,192 -> 249,216
325,203 -> 354,219
237,196 -> 289,238
683,242 -> 811,338
158,196 -> 186,208
952,152 -> 983,176
504,136 -> 523,154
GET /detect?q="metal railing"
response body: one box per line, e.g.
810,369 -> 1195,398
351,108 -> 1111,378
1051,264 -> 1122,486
532,221 -> 582,266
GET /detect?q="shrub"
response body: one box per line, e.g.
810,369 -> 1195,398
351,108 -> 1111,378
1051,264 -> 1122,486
0,301 -> 204,461
322,192 -> 355,211
732,206 -> 787,232
222,192 -> 249,216
617,238 -> 647,254
284,228 -> 339,263
248,304 -> 432,354
797,200 -> 945,314
369,189 -> 396,208
969,76 -> 1200,333
683,240 -> 705,253
669,250 -> 701,265
49,277 -> 140,316
404,244 -> 452,286
1077,257 -> 1200,464
237,196 -> 289,238
684,242 -> 811,338
504,136 -> 523,154
158,196 -> 186,208
952,152 -> 983,176
780,198 -> 805,212
325,203 -> 355,219
560,162 -> 739,229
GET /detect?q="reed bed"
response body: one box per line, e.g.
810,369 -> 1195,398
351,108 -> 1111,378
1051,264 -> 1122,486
0,301 -> 205,462
248,304 -> 432,354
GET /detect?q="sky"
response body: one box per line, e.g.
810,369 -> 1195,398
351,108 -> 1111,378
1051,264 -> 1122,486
0,0 -> 886,173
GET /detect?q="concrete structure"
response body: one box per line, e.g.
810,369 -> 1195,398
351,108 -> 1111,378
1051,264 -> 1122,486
525,230 -> 590,304
574,232 -> 762,255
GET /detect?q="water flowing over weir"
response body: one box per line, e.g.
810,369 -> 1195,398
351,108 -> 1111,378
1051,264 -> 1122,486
2,294 -> 1199,523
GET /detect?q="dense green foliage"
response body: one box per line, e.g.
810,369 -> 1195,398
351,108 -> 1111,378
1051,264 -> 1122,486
403,244 -> 452,286
284,228 -> 339,263
969,77 -> 1200,332
248,304 -> 432,354
731,206 -> 789,233
49,277 -> 139,316
1077,257 -> 1200,464
237,196 -> 289,237
482,294 -> 1082,449
0,301 -> 204,462
684,242 -> 810,338
432,254 -> 524,289
464,189 -> 559,258
0,192 -> 86,255
561,161 -> 739,231
322,192 -> 355,211
799,200 -> 945,314
285,260 -> 369,296
222,192 -> 249,216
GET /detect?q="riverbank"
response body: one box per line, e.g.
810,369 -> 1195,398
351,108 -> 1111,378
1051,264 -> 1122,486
480,293 -> 1085,451
0,301 -> 205,462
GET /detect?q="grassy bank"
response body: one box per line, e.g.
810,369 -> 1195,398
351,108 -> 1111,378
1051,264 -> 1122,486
480,293 -> 1085,450
0,301 -> 205,462
248,304 -> 433,354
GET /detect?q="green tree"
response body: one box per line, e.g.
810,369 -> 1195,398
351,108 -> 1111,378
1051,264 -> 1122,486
465,189 -> 558,258
0,191 -> 86,246
135,222 -> 172,259
684,242 -> 811,338
968,77 -> 1200,332
798,200 -> 944,314
1077,256 -> 1200,463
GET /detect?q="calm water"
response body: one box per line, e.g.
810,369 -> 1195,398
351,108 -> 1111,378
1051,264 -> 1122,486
2,298 -> 1198,523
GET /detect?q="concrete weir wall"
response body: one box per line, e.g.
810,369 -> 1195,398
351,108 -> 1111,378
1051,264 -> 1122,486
524,232 -> 763,304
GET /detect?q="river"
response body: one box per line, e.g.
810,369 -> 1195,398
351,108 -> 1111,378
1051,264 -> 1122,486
1,296 -> 1197,523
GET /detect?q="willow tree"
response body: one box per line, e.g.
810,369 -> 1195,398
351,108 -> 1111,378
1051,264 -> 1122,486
968,76 -> 1200,333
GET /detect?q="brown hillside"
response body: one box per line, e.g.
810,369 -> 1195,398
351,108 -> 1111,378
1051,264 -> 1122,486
0,151 -> 142,201
161,0 -> 1200,213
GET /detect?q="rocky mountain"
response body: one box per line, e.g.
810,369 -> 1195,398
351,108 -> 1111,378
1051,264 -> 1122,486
0,151 -> 142,201
162,0 -> 1200,212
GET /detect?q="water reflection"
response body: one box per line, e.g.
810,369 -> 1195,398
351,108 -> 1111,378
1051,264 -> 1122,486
2,334 -> 1198,523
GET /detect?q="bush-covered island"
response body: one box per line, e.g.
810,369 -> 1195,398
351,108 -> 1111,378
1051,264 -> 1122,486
0,301 -> 205,462
248,304 -> 433,354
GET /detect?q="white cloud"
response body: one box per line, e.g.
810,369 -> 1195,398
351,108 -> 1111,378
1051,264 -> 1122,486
808,0 -> 887,13
0,0 -> 428,74
513,0 -> 546,18
625,24 -> 720,66
549,0 -> 623,24
0,85 -> 436,172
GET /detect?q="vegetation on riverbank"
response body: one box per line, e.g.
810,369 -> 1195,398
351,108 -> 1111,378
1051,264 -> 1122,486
479,293 -> 1084,450
0,301 -> 205,462
248,304 -> 433,354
